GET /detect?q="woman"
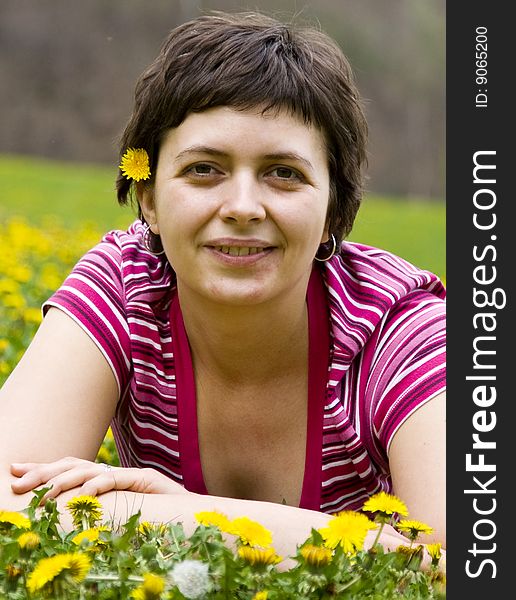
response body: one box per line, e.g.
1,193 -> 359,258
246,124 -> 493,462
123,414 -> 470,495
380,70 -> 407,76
0,12 -> 445,562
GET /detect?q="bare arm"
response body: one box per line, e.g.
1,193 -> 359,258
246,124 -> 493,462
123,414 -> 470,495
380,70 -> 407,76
0,307 -> 119,507
388,391 -> 446,547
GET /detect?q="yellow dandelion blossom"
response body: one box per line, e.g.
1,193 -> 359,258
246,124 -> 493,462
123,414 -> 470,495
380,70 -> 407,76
396,519 -> 434,541
0,510 -> 31,529
26,552 -> 91,594
0,339 -> 9,353
319,511 -> 377,554
131,572 -> 166,600
252,592 -> 268,600
72,526 -> 109,546
427,542 -> 442,562
23,307 -> 42,324
229,516 -> 273,548
362,491 -> 409,519
238,546 -> 282,566
138,521 -> 167,537
5,564 -> 22,580
95,445 -> 111,464
0,278 -> 20,294
18,531 -> 40,550
396,544 -> 424,568
300,544 -> 333,567
119,148 -> 151,181
66,495 -> 103,528
195,510 -> 232,532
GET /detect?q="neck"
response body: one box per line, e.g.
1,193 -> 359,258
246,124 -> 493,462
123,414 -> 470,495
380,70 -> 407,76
177,279 -> 310,384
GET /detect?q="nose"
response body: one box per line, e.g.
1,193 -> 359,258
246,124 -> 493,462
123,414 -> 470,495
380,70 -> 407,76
218,173 -> 266,224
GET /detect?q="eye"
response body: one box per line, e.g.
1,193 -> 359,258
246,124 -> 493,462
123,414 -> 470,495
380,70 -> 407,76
268,166 -> 304,181
184,163 -> 219,177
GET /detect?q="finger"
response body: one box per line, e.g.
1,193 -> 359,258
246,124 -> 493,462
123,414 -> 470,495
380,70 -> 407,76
11,459 -> 93,494
80,469 -> 153,497
40,464 -> 114,501
10,462 -> 43,475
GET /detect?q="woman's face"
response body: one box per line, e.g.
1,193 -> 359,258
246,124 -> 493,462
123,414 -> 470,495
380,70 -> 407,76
141,106 -> 330,307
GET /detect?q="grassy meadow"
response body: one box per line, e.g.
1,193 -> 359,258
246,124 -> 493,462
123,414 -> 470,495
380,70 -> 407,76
0,154 -> 445,275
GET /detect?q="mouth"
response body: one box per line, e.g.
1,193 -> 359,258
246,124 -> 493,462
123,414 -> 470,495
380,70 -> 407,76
211,245 -> 270,256
204,239 -> 276,263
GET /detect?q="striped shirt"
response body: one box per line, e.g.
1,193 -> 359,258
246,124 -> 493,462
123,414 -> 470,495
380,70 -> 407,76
43,220 -> 446,514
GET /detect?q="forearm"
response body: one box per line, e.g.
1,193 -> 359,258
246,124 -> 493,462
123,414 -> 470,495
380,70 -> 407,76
53,487 -> 330,563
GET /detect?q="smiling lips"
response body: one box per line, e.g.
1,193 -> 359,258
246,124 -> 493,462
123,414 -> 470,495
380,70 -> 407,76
205,240 -> 275,261
213,245 -> 266,256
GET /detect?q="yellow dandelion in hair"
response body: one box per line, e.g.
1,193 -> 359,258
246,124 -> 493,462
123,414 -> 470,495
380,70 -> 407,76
26,552 -> 91,594
300,544 -> 333,567
319,511 -> 377,554
396,519 -> 434,541
0,510 -> 31,530
229,516 -> 273,547
362,491 -> 409,520
131,572 -> 166,599
195,510 -> 232,532
18,531 -> 40,550
238,546 -> 282,566
66,495 -> 103,528
119,148 -> 151,181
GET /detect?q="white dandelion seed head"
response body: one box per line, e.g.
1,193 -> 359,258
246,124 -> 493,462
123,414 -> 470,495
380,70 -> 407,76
170,559 -> 210,599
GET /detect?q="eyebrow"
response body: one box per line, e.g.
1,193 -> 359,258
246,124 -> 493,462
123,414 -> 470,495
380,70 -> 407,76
174,145 -> 315,172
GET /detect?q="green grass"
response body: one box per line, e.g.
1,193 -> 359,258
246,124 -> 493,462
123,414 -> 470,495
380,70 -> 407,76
0,154 -> 445,275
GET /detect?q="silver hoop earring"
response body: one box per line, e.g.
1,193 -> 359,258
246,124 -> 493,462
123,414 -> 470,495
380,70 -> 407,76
314,234 -> 337,262
142,223 -> 165,256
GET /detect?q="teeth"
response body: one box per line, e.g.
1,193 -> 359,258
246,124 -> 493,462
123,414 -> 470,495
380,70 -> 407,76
214,246 -> 265,256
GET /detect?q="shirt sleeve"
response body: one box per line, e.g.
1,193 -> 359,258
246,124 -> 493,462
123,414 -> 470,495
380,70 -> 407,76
42,231 -> 132,397
365,289 -> 446,455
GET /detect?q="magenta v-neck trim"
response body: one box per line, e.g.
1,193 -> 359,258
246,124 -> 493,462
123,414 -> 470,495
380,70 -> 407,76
169,265 -> 329,511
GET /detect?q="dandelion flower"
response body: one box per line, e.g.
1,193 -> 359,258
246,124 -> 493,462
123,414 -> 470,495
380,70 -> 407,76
72,526 -> 109,547
138,521 -> 167,537
319,511 -> 377,554
253,592 -> 268,600
18,531 -> 40,550
229,516 -> 273,547
396,519 -> 434,541
195,510 -> 232,532
362,491 -> 409,520
170,560 -> 210,599
66,495 -> 103,528
26,552 -> 91,594
237,546 -> 282,566
427,542 -> 442,563
5,564 -> 22,580
300,544 -> 333,567
0,510 -> 31,530
131,572 -> 166,599
119,148 -> 151,181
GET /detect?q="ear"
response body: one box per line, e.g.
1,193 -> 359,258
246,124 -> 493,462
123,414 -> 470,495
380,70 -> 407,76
137,182 -> 159,235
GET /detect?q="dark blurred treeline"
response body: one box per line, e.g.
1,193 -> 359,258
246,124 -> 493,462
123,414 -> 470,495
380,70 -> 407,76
0,0 -> 444,199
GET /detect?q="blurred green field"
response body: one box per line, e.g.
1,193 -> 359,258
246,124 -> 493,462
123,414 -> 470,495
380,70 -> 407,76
0,154 -> 445,275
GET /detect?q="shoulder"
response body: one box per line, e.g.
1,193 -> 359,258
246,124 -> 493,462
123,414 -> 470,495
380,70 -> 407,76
320,242 -> 445,367
323,241 -> 445,312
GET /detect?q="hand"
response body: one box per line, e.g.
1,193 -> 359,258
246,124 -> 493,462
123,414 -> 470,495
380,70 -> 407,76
10,457 -> 187,501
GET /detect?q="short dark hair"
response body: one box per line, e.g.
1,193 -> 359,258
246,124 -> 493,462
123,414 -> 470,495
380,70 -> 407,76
116,11 -> 368,240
